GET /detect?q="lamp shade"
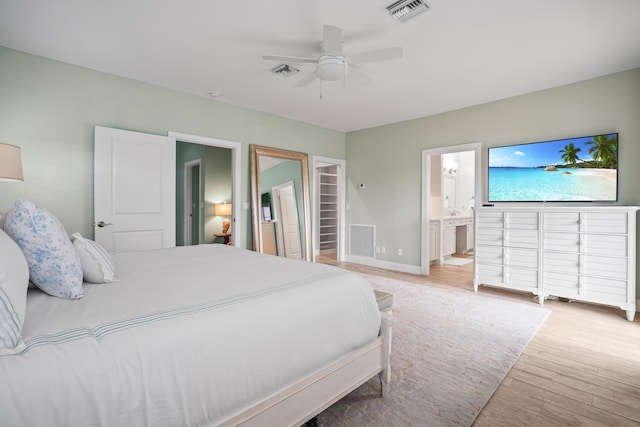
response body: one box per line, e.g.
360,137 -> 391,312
0,142 -> 23,182
214,203 -> 232,216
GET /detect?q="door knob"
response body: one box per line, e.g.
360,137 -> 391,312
95,221 -> 113,228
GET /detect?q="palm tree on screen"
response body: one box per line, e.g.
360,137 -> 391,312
586,134 -> 618,169
559,143 -> 581,166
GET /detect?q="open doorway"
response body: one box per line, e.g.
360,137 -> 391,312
421,142 -> 481,275
176,142 -> 232,246
169,131 -> 241,248
313,156 -> 346,263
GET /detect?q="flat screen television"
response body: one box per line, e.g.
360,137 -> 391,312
488,132 -> 618,202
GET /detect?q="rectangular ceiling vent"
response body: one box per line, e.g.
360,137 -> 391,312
386,0 -> 429,22
271,64 -> 300,78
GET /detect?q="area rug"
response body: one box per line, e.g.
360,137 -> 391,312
316,274 -> 550,427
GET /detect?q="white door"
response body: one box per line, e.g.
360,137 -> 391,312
94,126 -> 176,252
274,182 -> 302,259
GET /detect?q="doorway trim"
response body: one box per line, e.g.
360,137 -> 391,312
168,131 -> 242,248
421,142 -> 482,275
184,159 -> 202,245
312,156 -> 346,262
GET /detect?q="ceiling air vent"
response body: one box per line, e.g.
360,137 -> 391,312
271,64 -> 300,78
386,0 -> 429,22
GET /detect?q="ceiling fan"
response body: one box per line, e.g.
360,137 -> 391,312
262,25 -> 403,87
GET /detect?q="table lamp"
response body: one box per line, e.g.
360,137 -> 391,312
0,142 -> 24,182
214,202 -> 232,234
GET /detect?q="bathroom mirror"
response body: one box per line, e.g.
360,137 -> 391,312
250,145 -> 311,261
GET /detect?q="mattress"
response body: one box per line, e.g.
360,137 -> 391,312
0,244 -> 380,426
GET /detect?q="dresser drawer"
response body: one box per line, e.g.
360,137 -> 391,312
543,211 -> 629,234
581,212 -> 629,234
476,263 -> 504,284
505,211 -> 539,230
475,228 -> 503,246
582,234 -> 627,257
543,212 -> 581,232
543,272 -> 628,303
504,229 -> 539,249
505,247 -> 538,269
543,252 -> 580,275
543,271 -> 580,298
582,254 -> 627,280
475,245 -> 503,264
582,275 -> 628,303
504,266 -> 539,291
543,233 -> 627,257
475,211 -> 504,228
477,263 -> 539,292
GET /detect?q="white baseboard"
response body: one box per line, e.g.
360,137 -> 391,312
344,255 -> 422,275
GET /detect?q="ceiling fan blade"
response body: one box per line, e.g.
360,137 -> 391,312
347,67 -> 372,86
322,25 -> 343,55
295,71 -> 318,87
348,47 -> 403,64
262,54 -> 318,64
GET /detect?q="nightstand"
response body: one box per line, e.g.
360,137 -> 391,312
214,233 -> 231,245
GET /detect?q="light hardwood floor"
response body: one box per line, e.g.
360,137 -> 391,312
317,253 -> 640,426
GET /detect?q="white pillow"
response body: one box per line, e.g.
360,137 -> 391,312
71,232 -> 118,284
3,199 -> 83,299
0,228 -> 29,355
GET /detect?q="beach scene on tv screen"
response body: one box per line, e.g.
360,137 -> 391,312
489,133 -> 618,202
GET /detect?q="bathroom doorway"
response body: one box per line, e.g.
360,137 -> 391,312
420,142 -> 481,275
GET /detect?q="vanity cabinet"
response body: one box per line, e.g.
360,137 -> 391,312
442,220 -> 457,257
429,220 -> 440,262
474,206 -> 638,321
443,217 -> 474,258
455,218 -> 474,254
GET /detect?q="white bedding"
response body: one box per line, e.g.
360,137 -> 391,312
0,244 -> 380,426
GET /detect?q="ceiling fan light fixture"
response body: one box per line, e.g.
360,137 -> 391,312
316,56 -> 346,81
386,0 -> 429,22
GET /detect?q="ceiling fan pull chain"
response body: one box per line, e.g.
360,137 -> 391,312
320,80 -> 323,100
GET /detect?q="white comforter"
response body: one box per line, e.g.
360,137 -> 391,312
0,245 -> 380,426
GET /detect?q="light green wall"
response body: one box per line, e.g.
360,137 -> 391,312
204,146 -> 232,244
346,68 -> 640,272
175,141 -> 205,246
0,46 -> 345,249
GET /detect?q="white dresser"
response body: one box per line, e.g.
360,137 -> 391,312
474,206 -> 638,321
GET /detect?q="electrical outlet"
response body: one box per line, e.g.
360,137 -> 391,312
381,246 -> 386,254
398,248 -> 403,256
375,246 -> 381,254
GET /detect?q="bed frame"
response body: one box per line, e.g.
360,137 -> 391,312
219,313 -> 393,426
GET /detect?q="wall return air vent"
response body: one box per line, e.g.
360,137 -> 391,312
386,0 -> 429,22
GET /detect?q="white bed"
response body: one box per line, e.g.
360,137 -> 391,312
0,243 -> 390,426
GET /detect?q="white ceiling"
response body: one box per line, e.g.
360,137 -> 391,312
1,0 -> 639,133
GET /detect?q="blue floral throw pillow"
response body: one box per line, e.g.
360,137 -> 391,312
3,199 -> 83,299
